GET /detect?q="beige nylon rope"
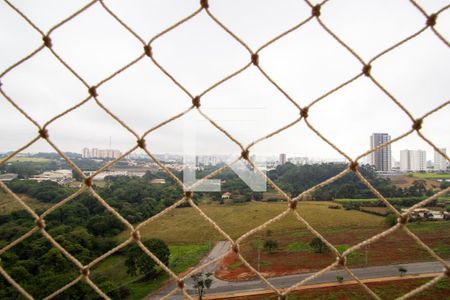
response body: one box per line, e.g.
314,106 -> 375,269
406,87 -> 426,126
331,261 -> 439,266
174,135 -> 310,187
0,0 -> 449,299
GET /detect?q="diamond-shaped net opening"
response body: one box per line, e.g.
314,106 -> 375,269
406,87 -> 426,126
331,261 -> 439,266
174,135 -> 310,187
0,0 -> 449,299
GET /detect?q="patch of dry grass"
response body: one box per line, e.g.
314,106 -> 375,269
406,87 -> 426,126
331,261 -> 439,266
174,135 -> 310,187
135,201 -> 384,244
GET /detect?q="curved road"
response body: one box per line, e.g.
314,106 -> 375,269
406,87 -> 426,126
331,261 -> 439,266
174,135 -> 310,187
149,241 -> 448,299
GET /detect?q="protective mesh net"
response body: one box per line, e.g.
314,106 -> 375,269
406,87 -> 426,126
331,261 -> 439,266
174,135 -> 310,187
0,0 -> 449,299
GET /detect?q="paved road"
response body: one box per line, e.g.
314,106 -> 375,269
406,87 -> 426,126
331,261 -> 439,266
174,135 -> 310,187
149,242 -> 448,299
148,241 -> 231,300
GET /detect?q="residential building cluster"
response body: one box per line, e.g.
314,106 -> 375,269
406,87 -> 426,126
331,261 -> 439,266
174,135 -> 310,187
368,133 -> 447,173
30,170 -> 73,184
288,156 -> 309,165
401,208 -> 450,221
82,170 -> 145,180
82,148 -> 122,159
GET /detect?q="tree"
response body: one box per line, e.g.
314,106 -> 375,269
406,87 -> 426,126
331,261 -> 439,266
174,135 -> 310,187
251,239 -> 264,271
191,272 -> 213,300
407,180 -> 427,196
440,181 -> 450,190
125,239 -> 170,280
252,192 -> 263,201
398,266 -> 407,276
309,237 -> 329,254
263,240 -> 278,254
336,275 -> 344,283
385,213 -> 397,227
72,169 -> 82,181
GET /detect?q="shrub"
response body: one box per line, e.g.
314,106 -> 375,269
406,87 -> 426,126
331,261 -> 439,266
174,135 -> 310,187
263,240 -> 278,253
328,205 -> 341,209
309,237 -> 329,254
191,272 -> 213,300
125,239 -> 170,280
385,213 -> 398,227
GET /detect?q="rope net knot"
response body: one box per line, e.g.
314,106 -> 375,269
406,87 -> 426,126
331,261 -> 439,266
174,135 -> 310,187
42,36 -> 53,48
38,128 -> 49,139
88,86 -> 98,97
312,5 -> 321,17
412,118 -> 423,131
144,45 -> 152,57
192,96 -> 201,108
427,14 -> 437,27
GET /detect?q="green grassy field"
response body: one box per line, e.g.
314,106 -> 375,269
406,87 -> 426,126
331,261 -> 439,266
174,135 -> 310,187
133,201 -> 384,244
5,157 -> 51,163
410,172 -> 450,179
335,196 -> 450,206
92,244 -> 209,300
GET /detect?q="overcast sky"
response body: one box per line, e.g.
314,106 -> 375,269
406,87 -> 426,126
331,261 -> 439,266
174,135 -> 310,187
0,0 -> 449,161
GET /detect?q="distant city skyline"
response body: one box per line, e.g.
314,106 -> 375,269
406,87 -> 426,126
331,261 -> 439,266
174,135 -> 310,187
82,147 -> 121,159
3,146 -> 447,166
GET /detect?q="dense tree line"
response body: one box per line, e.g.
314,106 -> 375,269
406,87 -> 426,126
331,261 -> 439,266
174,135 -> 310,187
8,180 -> 72,203
268,163 -> 434,200
0,175 -> 183,299
193,163 -> 431,202
0,209 -> 127,299
0,155 -> 104,179
0,161 -> 60,178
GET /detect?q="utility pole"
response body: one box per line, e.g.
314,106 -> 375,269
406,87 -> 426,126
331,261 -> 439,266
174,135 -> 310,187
365,244 -> 368,266
258,246 -> 261,272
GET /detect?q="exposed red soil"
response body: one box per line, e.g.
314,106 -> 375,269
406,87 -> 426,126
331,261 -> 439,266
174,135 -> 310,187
216,225 -> 450,281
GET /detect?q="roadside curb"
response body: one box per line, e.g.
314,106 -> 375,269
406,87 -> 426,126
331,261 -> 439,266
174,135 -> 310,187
202,272 -> 441,299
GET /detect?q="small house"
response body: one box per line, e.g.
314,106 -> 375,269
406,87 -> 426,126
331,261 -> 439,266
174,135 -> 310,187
221,192 -> 231,199
425,211 -> 444,220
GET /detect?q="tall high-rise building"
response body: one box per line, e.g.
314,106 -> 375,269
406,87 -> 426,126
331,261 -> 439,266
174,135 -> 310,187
434,148 -> 448,171
369,133 -> 392,172
279,153 -> 286,165
400,150 -> 426,172
91,148 -> 99,158
82,148 -> 91,158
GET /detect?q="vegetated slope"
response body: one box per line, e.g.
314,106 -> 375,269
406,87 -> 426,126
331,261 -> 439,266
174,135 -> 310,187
0,189 -> 51,214
136,201 -> 384,244
390,175 -> 439,189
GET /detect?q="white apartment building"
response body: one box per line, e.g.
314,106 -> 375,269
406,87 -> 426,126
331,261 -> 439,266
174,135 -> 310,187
434,148 -> 448,171
400,150 -> 426,172
82,148 -> 121,159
